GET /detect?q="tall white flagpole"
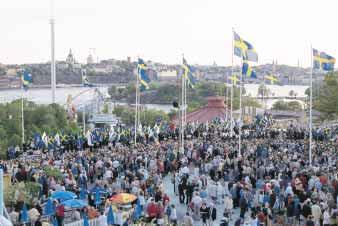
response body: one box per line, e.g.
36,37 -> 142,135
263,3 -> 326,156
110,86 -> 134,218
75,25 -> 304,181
230,28 -> 234,137
262,76 -> 265,110
225,72 -> 228,120
50,0 -> 56,104
134,66 -> 139,144
181,60 -> 185,152
309,45 -> 313,166
83,106 -> 86,136
184,66 -> 187,137
238,59 -> 243,157
21,89 -> 25,146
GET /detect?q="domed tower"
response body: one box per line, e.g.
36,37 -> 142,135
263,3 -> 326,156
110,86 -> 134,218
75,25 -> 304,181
87,53 -> 94,65
66,49 -> 75,65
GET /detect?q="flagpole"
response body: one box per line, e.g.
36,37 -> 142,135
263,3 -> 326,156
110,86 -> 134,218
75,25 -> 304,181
309,45 -> 313,166
50,2 -> 56,104
184,63 -> 187,142
83,106 -> 86,136
134,66 -> 139,144
238,58 -> 243,158
230,28 -> 234,137
262,75 -> 266,111
225,72 -> 228,120
181,55 -> 185,152
21,88 -> 25,146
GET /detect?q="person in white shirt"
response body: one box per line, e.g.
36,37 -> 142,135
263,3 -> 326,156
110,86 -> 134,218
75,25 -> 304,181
73,209 -> 81,221
98,212 -> 108,226
323,209 -> 331,226
169,204 -> 177,225
115,208 -> 124,226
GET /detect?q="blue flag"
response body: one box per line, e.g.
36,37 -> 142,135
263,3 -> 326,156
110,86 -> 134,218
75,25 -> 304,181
242,61 -> 257,78
182,57 -> 197,88
313,48 -> 335,71
234,32 -> 258,62
22,70 -> 33,91
137,58 -> 150,91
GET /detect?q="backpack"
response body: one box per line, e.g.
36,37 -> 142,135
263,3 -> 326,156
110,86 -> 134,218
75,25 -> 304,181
166,206 -> 171,217
56,205 -> 64,217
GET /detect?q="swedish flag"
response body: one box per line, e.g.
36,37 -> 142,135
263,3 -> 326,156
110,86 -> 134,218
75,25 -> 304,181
265,75 -> 278,84
234,32 -> 258,62
229,75 -> 240,85
182,57 -> 197,88
242,61 -> 257,78
313,49 -> 335,71
137,58 -> 150,91
22,69 -> 32,91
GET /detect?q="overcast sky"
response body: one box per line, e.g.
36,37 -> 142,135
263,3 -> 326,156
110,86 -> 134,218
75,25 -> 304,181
1,0 -> 337,66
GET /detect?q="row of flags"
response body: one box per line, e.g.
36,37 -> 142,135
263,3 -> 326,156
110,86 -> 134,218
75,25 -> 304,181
20,37 -> 336,92
21,68 -> 93,91
137,57 -> 197,91
230,31 -> 336,86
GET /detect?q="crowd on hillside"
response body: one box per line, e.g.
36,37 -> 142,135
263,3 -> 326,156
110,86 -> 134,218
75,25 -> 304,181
3,115 -> 338,226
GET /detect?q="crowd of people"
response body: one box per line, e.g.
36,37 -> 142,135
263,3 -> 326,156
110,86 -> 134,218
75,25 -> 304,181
3,115 -> 338,226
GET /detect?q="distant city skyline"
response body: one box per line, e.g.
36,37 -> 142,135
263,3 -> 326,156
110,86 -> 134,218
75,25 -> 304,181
0,0 -> 337,67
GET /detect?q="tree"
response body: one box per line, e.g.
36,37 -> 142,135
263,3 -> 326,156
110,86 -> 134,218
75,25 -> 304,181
314,72 -> 338,120
287,101 -> 302,111
113,106 -> 169,126
272,100 -> 302,111
0,100 -> 80,157
108,85 -> 117,98
272,100 -> 290,111
102,103 -> 109,114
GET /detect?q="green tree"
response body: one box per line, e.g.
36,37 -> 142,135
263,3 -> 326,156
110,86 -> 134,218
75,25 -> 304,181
288,101 -> 302,111
272,100 -> 302,111
315,72 -> 338,120
0,100 -> 80,157
272,100 -> 290,111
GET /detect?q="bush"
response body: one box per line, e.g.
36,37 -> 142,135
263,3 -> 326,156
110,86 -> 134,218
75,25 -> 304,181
44,167 -> 63,181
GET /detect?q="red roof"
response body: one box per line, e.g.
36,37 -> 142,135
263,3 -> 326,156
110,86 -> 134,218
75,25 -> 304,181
174,96 -> 227,124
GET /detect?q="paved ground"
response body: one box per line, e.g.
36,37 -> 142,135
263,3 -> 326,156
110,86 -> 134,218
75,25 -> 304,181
162,176 -> 245,226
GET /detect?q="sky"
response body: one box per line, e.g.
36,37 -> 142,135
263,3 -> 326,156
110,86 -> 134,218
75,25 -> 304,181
0,0 -> 337,67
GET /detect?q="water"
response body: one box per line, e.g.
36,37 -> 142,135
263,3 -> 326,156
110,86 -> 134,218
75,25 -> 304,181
0,84 -> 308,111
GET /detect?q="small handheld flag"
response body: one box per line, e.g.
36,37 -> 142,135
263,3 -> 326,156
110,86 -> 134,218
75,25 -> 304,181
313,48 -> 335,71
137,58 -> 150,91
22,70 -> 32,91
